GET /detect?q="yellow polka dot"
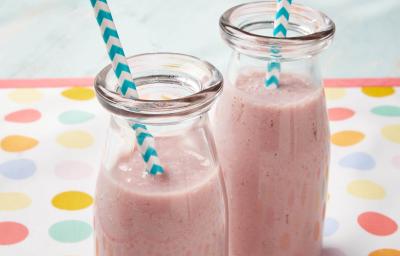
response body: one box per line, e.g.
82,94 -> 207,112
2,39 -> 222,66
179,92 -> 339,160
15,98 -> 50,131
1,135 -> 38,152
57,130 -> 94,149
0,192 -> 31,210
369,249 -> 400,256
362,87 -> 395,97
331,131 -> 365,146
52,191 -> 93,210
61,87 -> 95,100
382,124 -> 400,144
347,180 -> 385,200
8,89 -> 42,103
324,88 -> 346,100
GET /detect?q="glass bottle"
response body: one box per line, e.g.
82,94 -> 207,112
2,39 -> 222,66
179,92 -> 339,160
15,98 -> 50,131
215,2 -> 335,256
94,53 -> 227,256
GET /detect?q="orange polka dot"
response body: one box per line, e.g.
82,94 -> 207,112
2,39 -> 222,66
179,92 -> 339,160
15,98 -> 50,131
369,249 -> 400,256
331,131 -> 365,146
1,135 -> 38,152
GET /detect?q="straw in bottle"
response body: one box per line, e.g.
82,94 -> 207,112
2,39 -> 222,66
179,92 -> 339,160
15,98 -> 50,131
265,0 -> 293,88
90,0 -> 164,175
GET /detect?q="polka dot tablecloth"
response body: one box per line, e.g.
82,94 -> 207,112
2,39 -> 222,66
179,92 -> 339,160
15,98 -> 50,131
0,79 -> 400,256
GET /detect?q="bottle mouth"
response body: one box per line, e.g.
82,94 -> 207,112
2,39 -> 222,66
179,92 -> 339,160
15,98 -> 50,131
220,1 -> 335,60
94,53 -> 223,120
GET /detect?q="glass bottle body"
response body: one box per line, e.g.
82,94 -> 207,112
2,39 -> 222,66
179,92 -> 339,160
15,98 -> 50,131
214,2 -> 335,256
94,53 -> 227,256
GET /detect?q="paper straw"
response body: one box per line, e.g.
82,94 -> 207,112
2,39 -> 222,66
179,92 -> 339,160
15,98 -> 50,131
90,0 -> 164,175
265,0 -> 293,88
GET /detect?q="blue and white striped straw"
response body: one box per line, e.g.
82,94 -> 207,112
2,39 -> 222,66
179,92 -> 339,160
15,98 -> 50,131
265,0 -> 293,88
90,0 -> 164,175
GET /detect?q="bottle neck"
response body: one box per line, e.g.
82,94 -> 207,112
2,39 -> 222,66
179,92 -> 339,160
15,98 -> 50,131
227,51 -> 323,89
111,112 -> 212,137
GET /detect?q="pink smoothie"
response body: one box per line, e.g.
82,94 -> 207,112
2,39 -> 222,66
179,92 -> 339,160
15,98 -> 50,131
95,129 -> 227,256
214,70 -> 330,256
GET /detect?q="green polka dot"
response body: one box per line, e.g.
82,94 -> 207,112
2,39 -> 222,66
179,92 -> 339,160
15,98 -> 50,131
49,220 -> 92,243
371,105 -> 400,117
58,110 -> 95,125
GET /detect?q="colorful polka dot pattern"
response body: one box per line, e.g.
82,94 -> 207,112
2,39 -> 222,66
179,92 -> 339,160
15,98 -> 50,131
1,87 -> 97,253
324,86 -> 400,255
0,84 -> 399,255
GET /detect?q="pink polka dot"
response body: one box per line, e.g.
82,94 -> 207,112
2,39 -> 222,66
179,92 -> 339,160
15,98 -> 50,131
392,155 -> 400,170
4,109 -> 41,123
358,212 -> 398,236
328,107 -> 354,121
0,221 -> 29,245
54,161 -> 94,180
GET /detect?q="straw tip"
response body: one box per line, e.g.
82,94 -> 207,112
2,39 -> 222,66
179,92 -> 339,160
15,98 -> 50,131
265,77 -> 279,89
147,164 -> 165,176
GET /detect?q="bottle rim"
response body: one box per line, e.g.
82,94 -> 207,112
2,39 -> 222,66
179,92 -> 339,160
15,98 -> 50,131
219,1 -> 336,60
94,52 -> 223,120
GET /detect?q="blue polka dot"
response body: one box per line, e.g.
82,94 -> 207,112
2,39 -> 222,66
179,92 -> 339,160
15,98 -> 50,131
0,159 -> 36,179
339,152 -> 375,170
324,217 -> 339,237
49,220 -> 92,243
58,110 -> 95,125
